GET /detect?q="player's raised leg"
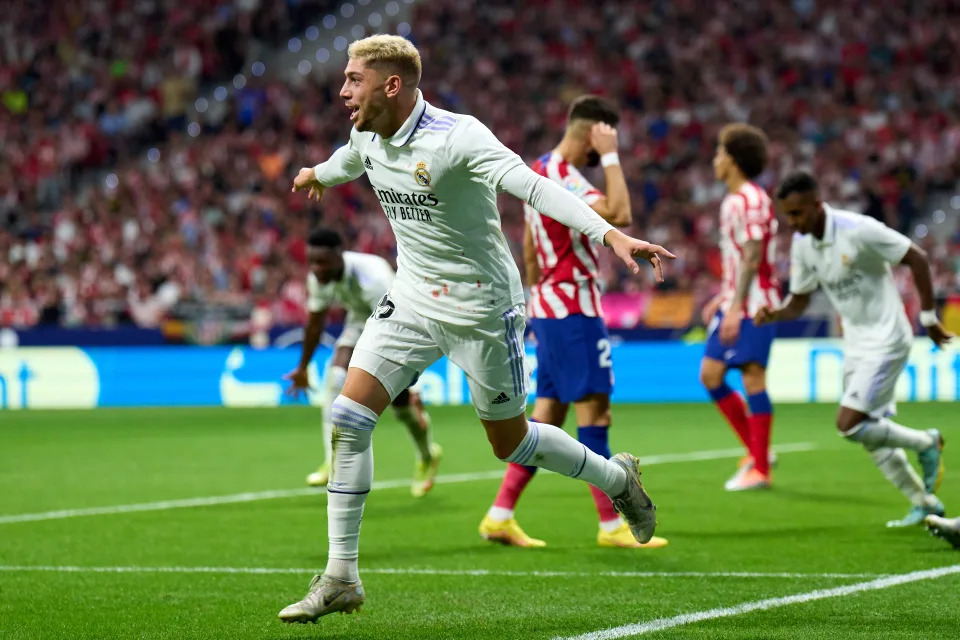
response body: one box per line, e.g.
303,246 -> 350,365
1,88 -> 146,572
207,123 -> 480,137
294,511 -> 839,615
840,405 -> 944,527
391,388 -> 442,497
279,367 -> 389,623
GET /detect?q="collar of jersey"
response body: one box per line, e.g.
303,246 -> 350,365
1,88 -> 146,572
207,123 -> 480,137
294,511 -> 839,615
378,89 -> 427,147
814,204 -> 837,247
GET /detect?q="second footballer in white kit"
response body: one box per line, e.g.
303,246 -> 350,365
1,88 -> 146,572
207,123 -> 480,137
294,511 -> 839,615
278,35 -> 675,623
755,171 -> 953,528
283,227 -> 441,497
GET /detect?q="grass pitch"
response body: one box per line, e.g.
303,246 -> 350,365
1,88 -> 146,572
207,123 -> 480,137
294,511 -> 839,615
2,403 -> 958,639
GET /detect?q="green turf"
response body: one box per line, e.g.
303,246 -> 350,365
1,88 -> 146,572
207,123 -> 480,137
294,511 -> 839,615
2,403 -> 958,639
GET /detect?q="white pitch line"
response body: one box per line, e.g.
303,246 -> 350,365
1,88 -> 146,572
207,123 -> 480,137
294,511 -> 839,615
0,565 -> 879,580
0,442 -> 818,525
554,564 -> 960,640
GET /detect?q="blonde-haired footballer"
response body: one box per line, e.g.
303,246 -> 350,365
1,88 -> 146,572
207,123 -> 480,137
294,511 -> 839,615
278,34 -> 675,623
755,170 -> 952,528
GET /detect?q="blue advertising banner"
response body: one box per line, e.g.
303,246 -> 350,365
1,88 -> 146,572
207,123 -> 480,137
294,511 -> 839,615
0,339 -> 958,410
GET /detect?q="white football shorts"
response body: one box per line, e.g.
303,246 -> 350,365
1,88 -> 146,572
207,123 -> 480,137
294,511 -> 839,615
841,349 -> 909,418
334,313 -> 366,350
350,293 -> 528,420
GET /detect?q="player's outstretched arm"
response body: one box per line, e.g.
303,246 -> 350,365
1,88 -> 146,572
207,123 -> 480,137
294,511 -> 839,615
284,310 -> 327,397
901,245 -> 955,348
292,138 -> 366,202
602,228 -> 675,282
754,293 -> 811,326
498,166 -> 674,281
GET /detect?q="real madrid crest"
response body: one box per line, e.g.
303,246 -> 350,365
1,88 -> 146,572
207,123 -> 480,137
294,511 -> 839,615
414,161 -> 431,187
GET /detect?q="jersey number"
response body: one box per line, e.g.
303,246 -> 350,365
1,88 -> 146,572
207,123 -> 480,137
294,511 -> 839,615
597,339 -> 612,368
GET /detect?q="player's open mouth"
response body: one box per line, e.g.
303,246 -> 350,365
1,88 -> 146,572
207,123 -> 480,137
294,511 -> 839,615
348,106 -> 360,122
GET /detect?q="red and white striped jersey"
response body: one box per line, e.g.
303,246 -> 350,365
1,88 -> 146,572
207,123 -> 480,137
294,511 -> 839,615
524,151 -> 605,319
718,181 -> 781,317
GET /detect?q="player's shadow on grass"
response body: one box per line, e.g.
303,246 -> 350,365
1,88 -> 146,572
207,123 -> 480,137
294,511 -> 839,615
768,487 -> 891,506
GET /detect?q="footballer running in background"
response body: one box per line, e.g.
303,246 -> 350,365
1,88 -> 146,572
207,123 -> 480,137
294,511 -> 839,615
699,124 -> 779,491
284,227 -> 441,498
279,35 -> 673,624
479,95 -> 667,550
755,170 -> 950,528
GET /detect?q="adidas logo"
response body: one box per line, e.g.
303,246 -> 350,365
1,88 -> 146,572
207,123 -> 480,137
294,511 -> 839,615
364,156 -> 374,170
492,392 -> 510,405
850,391 -> 860,399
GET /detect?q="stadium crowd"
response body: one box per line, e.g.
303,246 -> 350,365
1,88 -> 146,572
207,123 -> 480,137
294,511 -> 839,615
2,0 -> 960,331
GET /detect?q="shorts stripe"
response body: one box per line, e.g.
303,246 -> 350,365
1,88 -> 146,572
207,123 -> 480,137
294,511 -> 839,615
510,309 -> 524,396
865,356 -> 896,407
503,309 -> 523,397
508,312 -> 523,396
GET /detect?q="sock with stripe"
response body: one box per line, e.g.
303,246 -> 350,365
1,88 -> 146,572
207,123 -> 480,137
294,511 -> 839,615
324,395 -> 378,583
488,463 -> 538,521
845,418 -> 935,452
503,420 -> 627,497
708,383 -> 751,450
578,425 -> 621,526
746,391 -> 773,476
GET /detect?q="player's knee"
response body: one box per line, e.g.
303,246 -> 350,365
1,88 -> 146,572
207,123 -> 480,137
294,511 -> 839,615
330,395 -> 378,445
836,408 -> 865,434
699,366 -> 723,389
488,422 -> 530,462
741,370 -> 767,396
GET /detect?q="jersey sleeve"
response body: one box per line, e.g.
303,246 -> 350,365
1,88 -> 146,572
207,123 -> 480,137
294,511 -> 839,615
447,117 -> 526,188
558,164 -> 603,206
742,198 -> 770,242
788,236 -> 818,295
856,217 -> 912,264
356,259 -> 395,311
306,274 -> 330,313
313,129 -> 366,186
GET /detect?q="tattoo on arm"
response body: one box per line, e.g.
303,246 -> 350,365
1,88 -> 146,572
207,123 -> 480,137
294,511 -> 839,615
734,240 -> 761,307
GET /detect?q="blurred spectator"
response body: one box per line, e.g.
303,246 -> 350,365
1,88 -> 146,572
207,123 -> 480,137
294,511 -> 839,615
1,0 -> 959,331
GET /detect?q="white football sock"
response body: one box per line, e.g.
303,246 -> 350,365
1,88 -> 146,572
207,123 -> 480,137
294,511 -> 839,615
868,447 -> 928,507
393,404 -> 432,462
321,366 -> 348,465
487,506 -> 514,521
599,517 -> 625,533
502,421 -> 627,497
845,418 -> 935,453
324,395 -> 377,583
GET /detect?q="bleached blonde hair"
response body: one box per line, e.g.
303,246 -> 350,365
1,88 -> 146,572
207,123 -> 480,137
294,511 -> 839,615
348,35 -> 422,88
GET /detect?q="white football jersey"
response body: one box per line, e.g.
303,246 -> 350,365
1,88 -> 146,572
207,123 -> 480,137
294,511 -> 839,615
312,90 -> 528,326
306,251 -> 395,318
789,205 -> 913,357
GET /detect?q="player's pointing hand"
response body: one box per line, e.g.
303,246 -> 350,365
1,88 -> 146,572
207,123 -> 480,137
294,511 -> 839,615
604,229 -> 676,283
292,167 -> 326,202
